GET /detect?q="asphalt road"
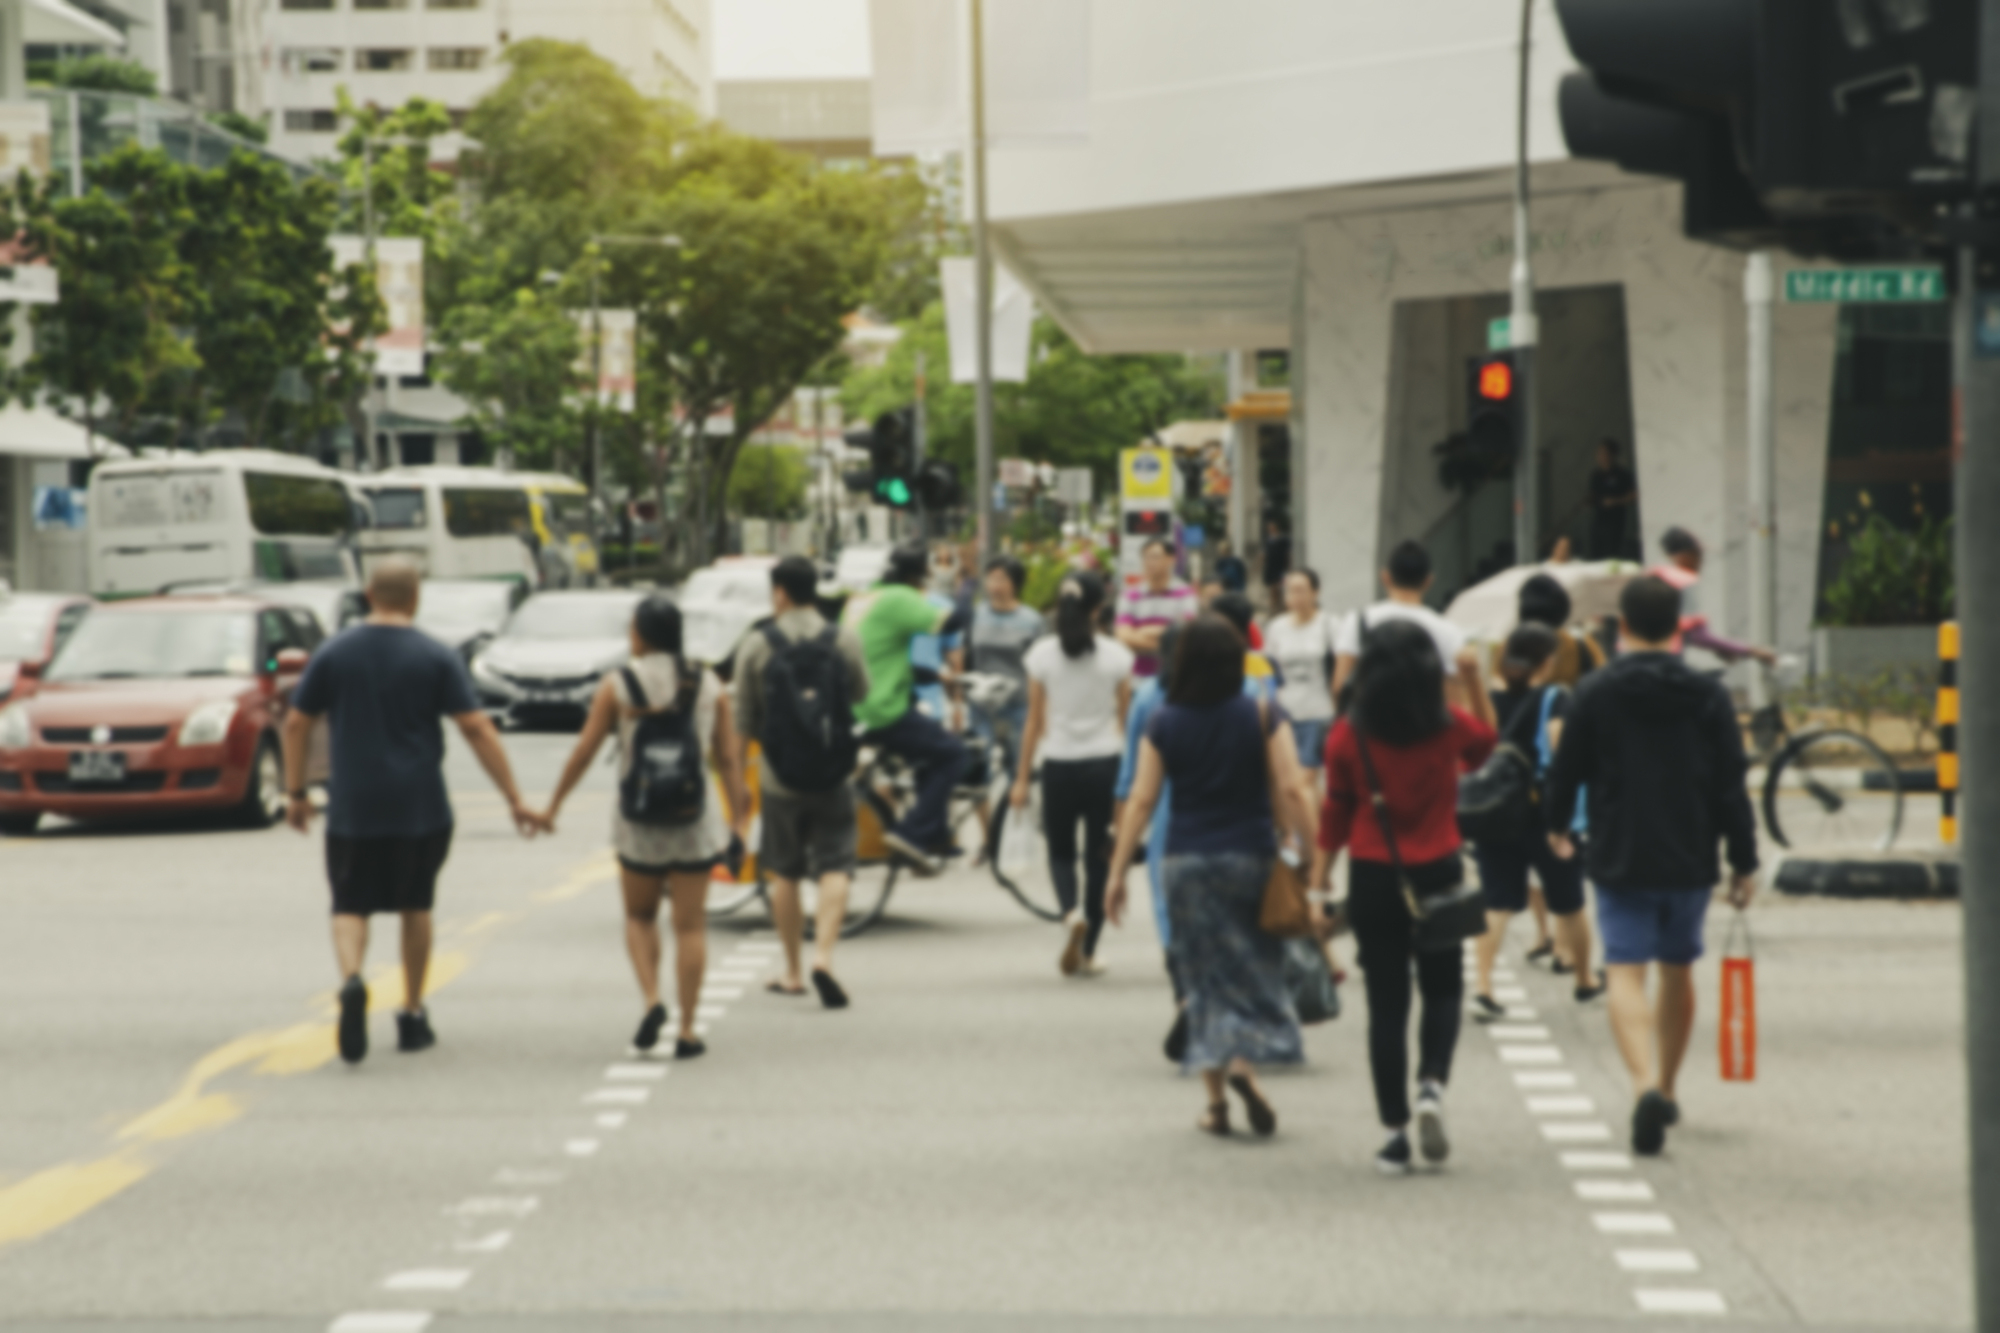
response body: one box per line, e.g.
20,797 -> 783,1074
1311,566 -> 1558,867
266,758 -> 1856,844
0,730 -> 1971,1331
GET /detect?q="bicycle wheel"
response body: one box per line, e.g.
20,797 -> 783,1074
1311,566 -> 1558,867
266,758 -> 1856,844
986,773 -> 1065,921
1762,727 -> 1904,853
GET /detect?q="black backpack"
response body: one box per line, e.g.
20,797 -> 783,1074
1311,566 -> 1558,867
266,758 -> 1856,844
618,666 -> 706,827
1457,686 -> 1551,846
755,623 -> 858,793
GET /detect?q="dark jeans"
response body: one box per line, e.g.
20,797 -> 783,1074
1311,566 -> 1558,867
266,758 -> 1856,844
1347,858 -> 1466,1129
1040,754 -> 1119,955
864,706 -> 968,851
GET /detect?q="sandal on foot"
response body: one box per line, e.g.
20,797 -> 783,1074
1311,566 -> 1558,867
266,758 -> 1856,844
1228,1073 -> 1277,1137
765,980 -> 807,996
674,1037 -> 706,1060
632,1003 -> 667,1054
1197,1102 -> 1231,1136
810,968 -> 849,1010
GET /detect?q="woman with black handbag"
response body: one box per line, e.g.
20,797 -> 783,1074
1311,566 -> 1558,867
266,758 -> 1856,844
1312,620 -> 1496,1175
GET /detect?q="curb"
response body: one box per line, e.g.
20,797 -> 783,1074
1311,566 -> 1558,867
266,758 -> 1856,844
1774,856 -> 1960,900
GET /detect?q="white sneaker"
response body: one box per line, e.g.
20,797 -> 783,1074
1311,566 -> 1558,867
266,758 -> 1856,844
1414,1084 -> 1450,1165
1059,914 -> 1087,976
1078,955 -> 1108,978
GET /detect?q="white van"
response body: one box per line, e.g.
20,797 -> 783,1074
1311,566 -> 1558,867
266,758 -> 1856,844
89,451 -> 363,599
355,467 -> 539,588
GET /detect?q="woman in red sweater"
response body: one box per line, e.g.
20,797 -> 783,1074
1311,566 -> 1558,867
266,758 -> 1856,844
1312,620 -> 1496,1175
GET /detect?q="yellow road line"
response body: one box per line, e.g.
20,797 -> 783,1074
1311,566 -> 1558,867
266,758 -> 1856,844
0,852 -> 616,1253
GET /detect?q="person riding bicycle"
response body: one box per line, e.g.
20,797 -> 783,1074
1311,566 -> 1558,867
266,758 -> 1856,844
843,541 -> 974,876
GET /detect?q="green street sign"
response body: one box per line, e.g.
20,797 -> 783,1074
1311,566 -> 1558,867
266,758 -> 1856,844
1487,317 -> 1512,351
1783,266 -> 1944,304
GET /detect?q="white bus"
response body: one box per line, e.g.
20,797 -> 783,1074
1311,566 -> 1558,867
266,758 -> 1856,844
89,451 -> 363,599
355,467 -> 540,588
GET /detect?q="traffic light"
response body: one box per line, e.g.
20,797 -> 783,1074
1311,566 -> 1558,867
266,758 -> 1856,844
1437,351 -> 1519,493
914,459 -> 962,512
843,408 -> 917,509
1555,0 -> 1977,254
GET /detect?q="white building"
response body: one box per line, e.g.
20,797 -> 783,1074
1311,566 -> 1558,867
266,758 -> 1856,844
264,0 -> 712,159
981,0 -> 1938,661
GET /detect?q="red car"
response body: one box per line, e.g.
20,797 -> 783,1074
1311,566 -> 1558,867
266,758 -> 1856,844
0,597 -> 314,835
0,592 -> 91,705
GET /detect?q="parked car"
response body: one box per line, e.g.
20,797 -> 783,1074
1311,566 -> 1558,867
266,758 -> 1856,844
163,580 -> 366,647
0,597 -> 314,835
469,589 -> 645,727
679,556 -> 776,671
0,591 -> 91,705
414,579 -> 526,661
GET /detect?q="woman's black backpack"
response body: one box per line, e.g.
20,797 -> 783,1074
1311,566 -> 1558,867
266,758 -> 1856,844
1456,687 -> 1552,846
619,666 -> 706,827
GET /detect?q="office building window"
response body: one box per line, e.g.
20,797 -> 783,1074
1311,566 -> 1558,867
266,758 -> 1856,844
283,109 -> 339,132
356,47 -> 414,70
427,46 -> 484,70
284,47 -> 342,73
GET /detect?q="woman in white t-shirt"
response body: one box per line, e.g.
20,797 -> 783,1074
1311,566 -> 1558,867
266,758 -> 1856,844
1264,568 -> 1339,783
1012,571 -> 1134,978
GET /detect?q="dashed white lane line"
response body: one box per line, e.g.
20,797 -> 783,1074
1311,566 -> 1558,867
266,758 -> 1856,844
1576,1179 -> 1656,1202
1541,1121 -> 1614,1142
1487,1025 -> 1551,1041
329,1314 -> 432,1333
454,1230 -> 511,1254
1635,1288 -> 1727,1315
1617,1249 -> 1701,1273
1499,1045 -> 1564,1064
1515,1070 -> 1578,1089
695,1004 -> 730,1020
563,1138 -> 600,1157
382,1269 -> 470,1292
595,1112 -> 628,1129
445,1196 -> 539,1219
605,1063 -> 667,1081
1527,1095 -> 1596,1115
1494,986 -> 1528,1001
493,1168 -> 561,1186
733,941 -> 782,953
700,986 -> 746,1001
1594,1212 -> 1676,1235
584,1087 -> 648,1105
1561,1151 -> 1634,1171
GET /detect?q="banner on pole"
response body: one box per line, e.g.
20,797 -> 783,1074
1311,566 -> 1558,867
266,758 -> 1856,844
573,310 -> 637,410
941,256 -> 1033,383
331,235 -> 425,377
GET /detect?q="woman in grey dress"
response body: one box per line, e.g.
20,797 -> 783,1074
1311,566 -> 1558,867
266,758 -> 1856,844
1106,615 -> 1318,1136
539,595 -> 749,1058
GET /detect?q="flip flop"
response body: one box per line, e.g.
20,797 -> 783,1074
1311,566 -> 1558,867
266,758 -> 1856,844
765,980 -> 807,996
811,968 -> 849,1010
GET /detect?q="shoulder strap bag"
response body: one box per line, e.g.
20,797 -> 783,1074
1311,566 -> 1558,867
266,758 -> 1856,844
1255,698 -> 1315,939
1354,729 -> 1489,951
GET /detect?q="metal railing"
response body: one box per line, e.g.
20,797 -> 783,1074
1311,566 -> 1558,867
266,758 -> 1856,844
31,89 -> 327,195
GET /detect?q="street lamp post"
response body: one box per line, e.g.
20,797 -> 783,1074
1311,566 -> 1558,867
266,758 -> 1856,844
969,0 -> 996,564
1509,0 -> 1540,566
358,133 -> 416,473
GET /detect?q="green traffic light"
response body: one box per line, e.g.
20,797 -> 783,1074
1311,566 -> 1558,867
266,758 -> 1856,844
877,476 -> 912,506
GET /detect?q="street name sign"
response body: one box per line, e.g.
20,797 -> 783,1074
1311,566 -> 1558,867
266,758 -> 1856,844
1784,266 -> 1943,304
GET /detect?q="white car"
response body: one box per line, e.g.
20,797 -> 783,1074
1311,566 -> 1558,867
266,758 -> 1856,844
828,545 -> 891,595
678,557 -> 777,669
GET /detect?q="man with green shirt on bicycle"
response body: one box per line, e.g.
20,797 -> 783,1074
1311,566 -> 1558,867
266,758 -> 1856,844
844,542 -> 972,876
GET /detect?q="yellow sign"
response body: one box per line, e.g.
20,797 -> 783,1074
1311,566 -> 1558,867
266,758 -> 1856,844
1120,447 -> 1173,503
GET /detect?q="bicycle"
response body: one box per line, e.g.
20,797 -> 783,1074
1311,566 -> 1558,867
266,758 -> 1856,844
707,673 -> 1066,937
1747,699 -> 1904,853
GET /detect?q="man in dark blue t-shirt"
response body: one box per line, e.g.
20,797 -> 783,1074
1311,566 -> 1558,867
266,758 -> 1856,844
282,557 -> 540,1065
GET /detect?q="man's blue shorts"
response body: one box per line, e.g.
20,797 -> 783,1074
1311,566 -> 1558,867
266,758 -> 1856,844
1293,718 -> 1330,770
1594,886 -> 1711,966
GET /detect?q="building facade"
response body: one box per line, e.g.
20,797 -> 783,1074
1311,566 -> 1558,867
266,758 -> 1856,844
977,0 -> 1938,663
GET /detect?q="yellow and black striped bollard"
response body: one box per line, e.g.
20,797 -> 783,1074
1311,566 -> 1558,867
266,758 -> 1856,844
1942,620 -> 1960,845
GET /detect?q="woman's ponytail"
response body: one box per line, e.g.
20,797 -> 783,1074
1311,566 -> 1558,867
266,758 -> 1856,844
1055,570 -> 1105,659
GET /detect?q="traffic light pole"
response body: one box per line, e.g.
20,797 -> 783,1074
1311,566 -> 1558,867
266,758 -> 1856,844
1745,251 -> 1776,709
914,349 -> 929,540
970,0 -> 996,564
1509,0 -> 1540,566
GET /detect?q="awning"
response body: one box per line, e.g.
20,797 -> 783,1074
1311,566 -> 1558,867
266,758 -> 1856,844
22,0 -> 125,45
0,405 -> 129,459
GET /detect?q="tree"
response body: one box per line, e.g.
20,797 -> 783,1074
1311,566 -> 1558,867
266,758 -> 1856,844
435,288 -> 585,469
727,444 -> 811,520
24,147 -> 198,446
843,303 -> 1226,497
207,111 -> 269,145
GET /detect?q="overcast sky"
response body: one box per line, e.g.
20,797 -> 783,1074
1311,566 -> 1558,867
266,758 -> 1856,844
712,0 -> 873,79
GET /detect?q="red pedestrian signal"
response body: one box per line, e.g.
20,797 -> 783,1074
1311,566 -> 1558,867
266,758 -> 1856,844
1477,361 -> 1513,401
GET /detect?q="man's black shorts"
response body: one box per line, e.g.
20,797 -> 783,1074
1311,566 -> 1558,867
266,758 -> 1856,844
326,828 -> 453,916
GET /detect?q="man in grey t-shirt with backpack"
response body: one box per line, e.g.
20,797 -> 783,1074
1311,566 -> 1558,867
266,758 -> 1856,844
733,555 -> 870,1008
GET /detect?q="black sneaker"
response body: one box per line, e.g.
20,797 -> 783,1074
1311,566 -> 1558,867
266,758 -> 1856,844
633,1003 -> 668,1054
1661,1098 -> 1681,1128
1376,1132 -> 1413,1176
1163,1008 -> 1189,1063
1574,971 -> 1609,1003
337,975 -> 368,1065
1551,957 -> 1575,976
1633,1089 -> 1673,1156
1469,993 -> 1506,1023
396,1009 -> 436,1053
1525,940 -> 1555,967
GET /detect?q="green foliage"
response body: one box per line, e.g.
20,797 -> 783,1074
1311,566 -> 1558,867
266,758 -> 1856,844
38,56 -> 156,94
843,303 -> 1226,498
207,111 -> 269,145
1783,664 -> 1939,757
1820,514 -> 1954,626
434,288 -> 584,470
867,157 -> 964,322
726,445 -> 811,520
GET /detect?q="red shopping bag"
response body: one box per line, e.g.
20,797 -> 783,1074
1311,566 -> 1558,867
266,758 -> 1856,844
1719,910 -> 1756,1082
